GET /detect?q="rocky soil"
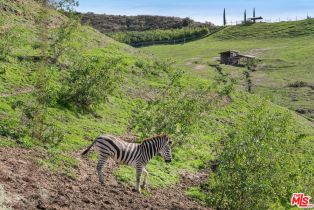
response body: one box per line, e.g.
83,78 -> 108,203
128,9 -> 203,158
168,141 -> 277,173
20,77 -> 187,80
0,147 -> 209,210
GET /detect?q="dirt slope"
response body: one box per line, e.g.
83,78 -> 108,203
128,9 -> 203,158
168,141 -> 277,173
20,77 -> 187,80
0,147 -> 209,210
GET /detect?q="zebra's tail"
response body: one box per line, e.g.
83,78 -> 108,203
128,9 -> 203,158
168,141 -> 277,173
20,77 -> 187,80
81,139 -> 97,156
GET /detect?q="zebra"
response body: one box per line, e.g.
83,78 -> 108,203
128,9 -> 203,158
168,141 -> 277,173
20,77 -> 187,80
81,134 -> 172,193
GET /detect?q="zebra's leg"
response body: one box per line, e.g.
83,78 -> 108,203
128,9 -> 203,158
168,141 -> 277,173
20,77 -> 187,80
135,165 -> 143,193
141,167 -> 148,189
96,155 -> 107,186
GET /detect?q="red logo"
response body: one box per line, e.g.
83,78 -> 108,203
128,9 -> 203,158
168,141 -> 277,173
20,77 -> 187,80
291,193 -> 314,208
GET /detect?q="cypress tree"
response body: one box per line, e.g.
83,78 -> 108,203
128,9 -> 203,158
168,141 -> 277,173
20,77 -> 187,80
253,8 -> 256,23
244,9 -> 247,23
223,8 -> 227,26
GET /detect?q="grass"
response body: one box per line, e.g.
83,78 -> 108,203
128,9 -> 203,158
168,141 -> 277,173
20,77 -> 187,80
142,19 -> 314,123
0,0 -> 215,188
1,1 -> 313,202
213,18 -> 314,40
0,136 -> 18,147
185,187 -> 207,205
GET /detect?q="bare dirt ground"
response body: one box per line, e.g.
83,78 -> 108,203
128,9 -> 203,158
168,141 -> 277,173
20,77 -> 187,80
0,87 -> 34,98
194,65 -> 207,71
0,147 -> 209,210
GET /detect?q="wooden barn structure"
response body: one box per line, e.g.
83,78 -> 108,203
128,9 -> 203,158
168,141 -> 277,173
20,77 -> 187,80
248,16 -> 263,23
220,50 -> 256,66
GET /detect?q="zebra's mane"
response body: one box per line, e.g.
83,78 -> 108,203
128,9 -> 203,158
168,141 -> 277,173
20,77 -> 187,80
143,134 -> 168,142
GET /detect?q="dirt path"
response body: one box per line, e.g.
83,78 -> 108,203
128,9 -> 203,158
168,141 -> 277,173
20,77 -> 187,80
0,87 -> 34,98
0,147 -> 209,210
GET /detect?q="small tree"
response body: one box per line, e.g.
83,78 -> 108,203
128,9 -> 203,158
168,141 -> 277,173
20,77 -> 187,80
49,0 -> 79,12
46,0 -> 80,64
131,69 -> 210,144
182,17 -> 193,27
253,8 -> 256,23
60,50 -> 125,111
49,15 -> 80,64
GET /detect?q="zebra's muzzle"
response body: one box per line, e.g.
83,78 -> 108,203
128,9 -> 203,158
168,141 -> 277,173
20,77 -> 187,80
165,159 -> 172,163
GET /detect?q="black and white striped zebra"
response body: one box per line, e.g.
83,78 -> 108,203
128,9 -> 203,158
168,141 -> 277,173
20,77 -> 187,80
81,134 -> 172,193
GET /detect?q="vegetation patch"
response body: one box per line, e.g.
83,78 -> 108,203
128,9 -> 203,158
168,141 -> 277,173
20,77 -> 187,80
187,97 -> 314,209
214,18 -> 314,40
288,81 -> 314,89
80,13 -> 213,33
110,27 -> 212,45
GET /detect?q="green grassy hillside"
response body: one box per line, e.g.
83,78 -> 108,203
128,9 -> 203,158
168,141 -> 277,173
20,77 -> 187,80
214,18 -> 314,39
1,1 -> 313,209
0,0 -> 215,185
143,19 -> 314,123
0,0 -> 167,176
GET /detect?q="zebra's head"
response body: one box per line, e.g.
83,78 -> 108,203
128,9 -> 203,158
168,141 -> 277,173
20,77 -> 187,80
159,136 -> 172,163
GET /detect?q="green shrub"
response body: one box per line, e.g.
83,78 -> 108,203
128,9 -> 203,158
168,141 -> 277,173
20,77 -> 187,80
186,187 -> 207,205
133,59 -> 173,76
131,70 -> 210,144
0,114 -> 26,140
206,100 -> 309,210
17,101 -> 65,147
110,27 -> 211,44
34,66 -> 62,107
49,15 -> 80,64
288,81 -> 308,88
9,65 -> 64,147
0,22 -> 23,61
212,65 -> 236,97
60,49 -> 127,111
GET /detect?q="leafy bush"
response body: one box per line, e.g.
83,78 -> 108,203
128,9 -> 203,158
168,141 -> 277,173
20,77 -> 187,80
132,91 -> 203,141
49,14 -> 80,64
34,66 -> 62,107
0,114 -> 26,140
132,59 -> 173,76
80,13 -> 213,33
288,81 -> 308,88
14,100 -> 65,147
212,65 -> 236,97
205,100 -> 309,210
0,21 -> 23,61
60,49 -> 128,111
110,27 -> 211,44
131,70 -> 210,144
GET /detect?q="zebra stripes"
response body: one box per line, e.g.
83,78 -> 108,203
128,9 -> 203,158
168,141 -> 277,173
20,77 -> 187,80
81,134 -> 172,193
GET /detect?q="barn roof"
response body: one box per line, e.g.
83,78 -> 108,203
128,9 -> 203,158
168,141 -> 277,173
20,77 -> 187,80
220,50 -> 239,54
235,54 -> 256,59
248,16 -> 263,20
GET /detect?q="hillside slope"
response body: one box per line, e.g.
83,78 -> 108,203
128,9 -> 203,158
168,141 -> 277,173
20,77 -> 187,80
1,1 -> 313,210
0,147 -> 208,209
0,1 -> 212,209
80,13 -> 213,33
143,19 -> 314,122
214,18 -> 314,39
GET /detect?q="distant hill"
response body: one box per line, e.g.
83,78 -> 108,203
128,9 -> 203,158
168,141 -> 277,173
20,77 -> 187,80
79,13 -> 214,33
213,18 -> 314,39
